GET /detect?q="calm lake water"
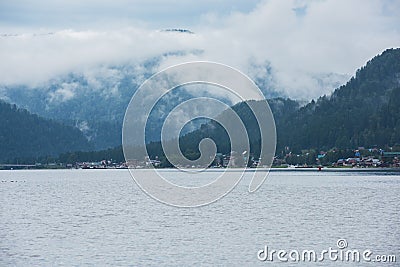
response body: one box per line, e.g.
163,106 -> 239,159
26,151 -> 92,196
1,169 -> 399,266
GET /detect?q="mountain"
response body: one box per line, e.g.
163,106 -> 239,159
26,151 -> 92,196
52,48 -> 400,166
145,48 -> 400,163
56,97 -> 300,165
0,63 -> 152,149
0,51 -> 347,150
278,48 -> 400,152
2,42 -> 394,163
0,100 -> 92,162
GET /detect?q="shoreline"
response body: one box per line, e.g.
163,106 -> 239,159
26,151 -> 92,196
1,166 -> 400,172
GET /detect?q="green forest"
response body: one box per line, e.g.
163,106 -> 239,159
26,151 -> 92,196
0,101 -> 92,162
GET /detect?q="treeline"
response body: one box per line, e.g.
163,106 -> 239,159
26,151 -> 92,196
57,147 -> 124,164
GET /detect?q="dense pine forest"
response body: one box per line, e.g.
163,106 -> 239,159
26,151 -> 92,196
278,48 -> 400,152
0,101 -> 92,162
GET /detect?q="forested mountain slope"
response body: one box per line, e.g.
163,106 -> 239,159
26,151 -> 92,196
0,100 -> 92,162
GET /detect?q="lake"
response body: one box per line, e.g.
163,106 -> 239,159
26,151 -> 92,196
1,169 -> 399,266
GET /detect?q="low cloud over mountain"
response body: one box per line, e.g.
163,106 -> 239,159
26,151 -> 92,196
1,0 -> 398,100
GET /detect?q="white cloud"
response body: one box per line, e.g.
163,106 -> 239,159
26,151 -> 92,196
48,82 -> 78,102
0,28 -> 203,86
0,0 -> 399,100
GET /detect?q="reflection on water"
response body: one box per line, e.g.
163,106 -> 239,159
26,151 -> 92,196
0,169 -> 399,266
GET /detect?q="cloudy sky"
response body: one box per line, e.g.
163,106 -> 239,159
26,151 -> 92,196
0,0 -> 399,99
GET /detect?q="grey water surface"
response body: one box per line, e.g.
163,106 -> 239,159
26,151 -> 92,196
1,169 -> 399,266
